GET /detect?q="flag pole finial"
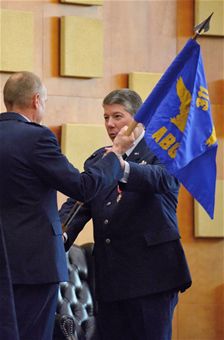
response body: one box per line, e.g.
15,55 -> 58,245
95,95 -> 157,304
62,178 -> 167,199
192,12 -> 214,40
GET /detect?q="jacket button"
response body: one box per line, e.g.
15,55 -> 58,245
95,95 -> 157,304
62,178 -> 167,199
104,219 -> 109,224
106,201 -> 111,206
105,238 -> 111,244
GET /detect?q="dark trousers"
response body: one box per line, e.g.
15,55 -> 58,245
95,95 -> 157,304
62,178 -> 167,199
13,283 -> 59,340
97,291 -> 178,340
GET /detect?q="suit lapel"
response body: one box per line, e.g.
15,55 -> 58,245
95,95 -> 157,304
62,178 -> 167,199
126,138 -> 155,164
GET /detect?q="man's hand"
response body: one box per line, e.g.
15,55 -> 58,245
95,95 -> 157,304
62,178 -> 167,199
105,126 -> 134,169
111,126 -> 134,156
62,232 -> 68,243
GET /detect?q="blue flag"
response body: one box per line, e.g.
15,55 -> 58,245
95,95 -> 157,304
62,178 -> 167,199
134,39 -> 218,218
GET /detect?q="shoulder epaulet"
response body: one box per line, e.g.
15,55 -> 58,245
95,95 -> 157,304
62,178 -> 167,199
87,146 -> 109,160
84,146 -> 109,170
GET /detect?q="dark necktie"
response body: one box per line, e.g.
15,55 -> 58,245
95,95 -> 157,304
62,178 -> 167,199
122,153 -> 127,160
118,154 -> 128,195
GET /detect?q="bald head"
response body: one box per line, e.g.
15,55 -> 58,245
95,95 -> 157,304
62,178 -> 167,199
3,71 -> 44,111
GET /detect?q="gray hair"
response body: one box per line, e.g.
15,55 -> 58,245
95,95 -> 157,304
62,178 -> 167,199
3,71 -> 43,110
103,89 -> 142,116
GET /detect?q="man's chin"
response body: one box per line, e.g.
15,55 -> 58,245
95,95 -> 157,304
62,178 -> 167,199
109,134 -> 117,141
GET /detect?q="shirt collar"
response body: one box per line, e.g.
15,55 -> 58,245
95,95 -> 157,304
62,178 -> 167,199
125,129 -> 145,156
18,113 -> 31,122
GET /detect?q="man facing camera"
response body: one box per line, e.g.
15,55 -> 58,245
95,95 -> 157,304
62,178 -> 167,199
0,72 -> 134,340
60,89 -> 192,340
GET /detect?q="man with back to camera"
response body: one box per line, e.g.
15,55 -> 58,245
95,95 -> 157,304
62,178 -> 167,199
0,72 -> 134,340
60,89 -> 192,340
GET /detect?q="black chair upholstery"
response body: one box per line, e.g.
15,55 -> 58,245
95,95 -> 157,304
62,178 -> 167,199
53,243 -> 99,340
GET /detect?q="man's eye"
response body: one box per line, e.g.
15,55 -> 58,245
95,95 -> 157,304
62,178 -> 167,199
114,115 -> 122,119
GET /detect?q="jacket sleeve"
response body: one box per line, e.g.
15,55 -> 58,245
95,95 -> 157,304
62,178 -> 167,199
30,127 -> 122,202
125,161 -> 179,194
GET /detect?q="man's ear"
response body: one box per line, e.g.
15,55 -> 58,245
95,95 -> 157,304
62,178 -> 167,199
32,93 -> 40,109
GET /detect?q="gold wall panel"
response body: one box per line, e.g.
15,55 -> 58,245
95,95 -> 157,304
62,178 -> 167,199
60,0 -> 103,5
129,72 -> 162,101
0,9 -> 33,72
195,0 -> 224,36
61,123 -> 110,171
60,16 -> 103,78
194,179 -> 224,237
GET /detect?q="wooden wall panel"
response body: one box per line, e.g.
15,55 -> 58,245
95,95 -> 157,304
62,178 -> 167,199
42,2 -> 107,98
60,0 -> 103,5
0,9 -> 34,72
194,180 -> 224,237
61,123 -> 110,170
195,0 -> 224,37
60,16 -> 103,77
105,1 -> 177,89
42,95 -> 103,126
129,72 -> 163,101
0,0 -> 43,112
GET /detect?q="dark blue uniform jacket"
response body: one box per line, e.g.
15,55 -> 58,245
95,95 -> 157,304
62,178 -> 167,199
60,138 -> 192,302
0,112 -> 122,285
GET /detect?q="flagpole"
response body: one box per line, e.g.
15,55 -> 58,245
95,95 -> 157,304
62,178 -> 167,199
192,12 -> 213,40
62,201 -> 83,232
125,120 -> 139,136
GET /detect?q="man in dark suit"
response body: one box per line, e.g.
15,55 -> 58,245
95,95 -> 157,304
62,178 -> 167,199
60,89 -> 192,340
0,72 -> 134,340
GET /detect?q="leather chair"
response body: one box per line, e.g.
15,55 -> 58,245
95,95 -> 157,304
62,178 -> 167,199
53,243 -> 100,340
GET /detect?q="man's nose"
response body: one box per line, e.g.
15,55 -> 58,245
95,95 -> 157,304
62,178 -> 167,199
107,117 -> 115,127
